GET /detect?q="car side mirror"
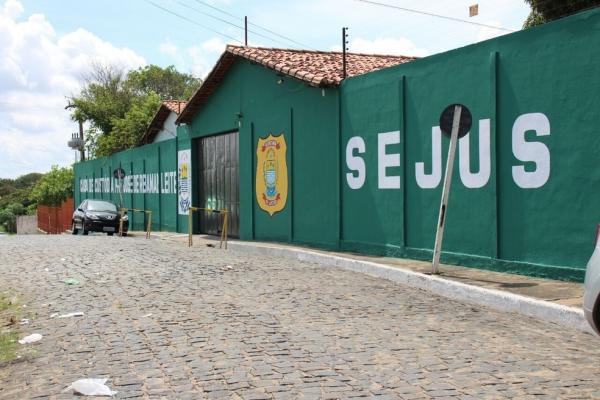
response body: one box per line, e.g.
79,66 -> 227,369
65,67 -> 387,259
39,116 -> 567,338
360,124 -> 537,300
77,208 -> 83,212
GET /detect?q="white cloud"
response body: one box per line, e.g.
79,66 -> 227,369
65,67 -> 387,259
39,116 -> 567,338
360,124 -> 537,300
476,20 -> 506,42
1,0 -> 22,19
201,37 -> 226,53
332,37 -> 429,57
159,36 -> 227,79
0,0 -> 145,178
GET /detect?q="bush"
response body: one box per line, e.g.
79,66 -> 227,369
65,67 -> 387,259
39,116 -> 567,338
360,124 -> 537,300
31,166 -> 74,207
0,209 -> 16,233
6,203 -> 25,216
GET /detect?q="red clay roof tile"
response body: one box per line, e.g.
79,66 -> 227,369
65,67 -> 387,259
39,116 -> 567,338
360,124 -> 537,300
177,45 -> 417,124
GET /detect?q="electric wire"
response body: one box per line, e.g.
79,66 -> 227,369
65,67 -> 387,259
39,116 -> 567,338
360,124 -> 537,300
144,0 -> 243,44
355,0 -> 517,32
191,0 -> 316,50
172,0 -> 293,48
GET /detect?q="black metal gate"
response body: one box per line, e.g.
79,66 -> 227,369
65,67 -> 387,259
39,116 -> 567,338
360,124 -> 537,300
197,131 -> 239,237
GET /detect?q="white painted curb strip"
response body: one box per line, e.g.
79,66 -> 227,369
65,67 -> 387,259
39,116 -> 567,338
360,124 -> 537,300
229,241 -> 593,334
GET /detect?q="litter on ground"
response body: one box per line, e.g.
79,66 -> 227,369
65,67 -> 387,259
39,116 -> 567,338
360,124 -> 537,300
64,278 -> 80,285
18,333 -> 43,344
64,378 -> 117,396
58,312 -> 85,318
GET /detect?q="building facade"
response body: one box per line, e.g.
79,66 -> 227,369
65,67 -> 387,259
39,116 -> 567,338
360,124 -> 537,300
75,9 -> 600,281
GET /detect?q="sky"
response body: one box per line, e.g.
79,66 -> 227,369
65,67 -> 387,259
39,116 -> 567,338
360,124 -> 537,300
0,0 -> 530,178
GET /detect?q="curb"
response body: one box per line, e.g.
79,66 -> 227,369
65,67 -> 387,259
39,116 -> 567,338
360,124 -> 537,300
228,241 -> 593,335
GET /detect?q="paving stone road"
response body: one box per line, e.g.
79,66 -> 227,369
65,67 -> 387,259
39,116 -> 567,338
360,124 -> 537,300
0,235 -> 599,399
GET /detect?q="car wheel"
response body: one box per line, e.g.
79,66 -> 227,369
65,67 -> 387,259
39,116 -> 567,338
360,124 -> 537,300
71,221 -> 79,235
82,219 -> 89,236
107,232 -> 114,236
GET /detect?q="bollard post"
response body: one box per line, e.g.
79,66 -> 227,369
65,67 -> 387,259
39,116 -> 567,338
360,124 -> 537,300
188,208 -> 193,247
146,211 -> 152,239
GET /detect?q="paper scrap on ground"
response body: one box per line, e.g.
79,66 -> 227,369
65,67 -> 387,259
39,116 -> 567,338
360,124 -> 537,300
18,333 -> 42,344
65,379 -> 117,396
58,312 -> 84,318
64,278 -> 80,285
19,318 -> 29,325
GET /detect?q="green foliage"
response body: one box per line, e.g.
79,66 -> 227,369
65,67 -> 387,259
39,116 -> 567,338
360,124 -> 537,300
0,209 -> 16,233
94,93 -> 162,158
523,0 -> 600,28
127,65 -> 201,100
6,203 -> 25,216
70,65 -> 132,136
0,173 -> 42,211
69,64 -> 201,158
30,166 -> 74,207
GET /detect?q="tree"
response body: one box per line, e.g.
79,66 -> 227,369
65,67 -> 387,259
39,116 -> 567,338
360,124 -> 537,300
6,203 -> 25,216
70,64 -> 132,136
0,173 -> 42,209
127,65 -> 201,100
524,0 -> 600,28
30,166 -> 74,207
0,209 -> 16,233
69,64 -> 201,158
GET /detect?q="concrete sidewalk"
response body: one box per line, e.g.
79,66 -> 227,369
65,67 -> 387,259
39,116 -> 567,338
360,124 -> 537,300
147,232 -> 590,333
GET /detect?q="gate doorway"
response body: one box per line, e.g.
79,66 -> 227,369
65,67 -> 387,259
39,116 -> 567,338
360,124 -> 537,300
196,131 -> 240,237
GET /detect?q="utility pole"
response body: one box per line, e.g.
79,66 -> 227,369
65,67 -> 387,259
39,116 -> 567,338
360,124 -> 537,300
342,27 -> 349,79
78,120 -> 85,161
65,102 -> 85,162
245,16 -> 248,46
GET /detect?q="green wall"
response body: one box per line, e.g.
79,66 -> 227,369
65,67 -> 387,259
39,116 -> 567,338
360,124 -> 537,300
340,9 -> 600,280
74,139 -> 178,232
73,9 -> 600,281
187,60 -> 340,247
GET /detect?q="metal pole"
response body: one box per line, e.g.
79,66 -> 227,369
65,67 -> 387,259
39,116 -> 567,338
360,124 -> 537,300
244,16 -> 248,46
146,211 -> 152,239
432,105 -> 462,274
188,210 -> 192,247
342,27 -> 347,79
78,120 -> 85,161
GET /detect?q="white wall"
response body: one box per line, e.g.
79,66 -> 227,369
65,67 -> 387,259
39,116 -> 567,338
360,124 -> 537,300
153,111 -> 178,143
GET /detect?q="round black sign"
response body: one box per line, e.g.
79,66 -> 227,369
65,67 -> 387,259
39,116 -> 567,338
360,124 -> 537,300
113,168 -> 126,179
439,104 -> 472,138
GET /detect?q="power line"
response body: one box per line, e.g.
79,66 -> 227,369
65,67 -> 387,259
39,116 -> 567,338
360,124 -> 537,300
144,0 -> 243,44
355,0 -> 517,32
172,0 -> 292,48
191,0 -> 316,50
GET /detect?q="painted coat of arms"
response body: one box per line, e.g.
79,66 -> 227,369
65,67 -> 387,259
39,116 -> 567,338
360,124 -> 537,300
256,133 -> 288,216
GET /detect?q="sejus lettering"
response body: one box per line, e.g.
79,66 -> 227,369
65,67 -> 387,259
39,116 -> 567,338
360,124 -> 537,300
78,172 -> 178,195
346,113 -> 551,190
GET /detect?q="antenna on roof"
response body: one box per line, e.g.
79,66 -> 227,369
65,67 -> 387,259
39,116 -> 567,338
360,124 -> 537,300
342,27 -> 349,79
245,16 -> 248,46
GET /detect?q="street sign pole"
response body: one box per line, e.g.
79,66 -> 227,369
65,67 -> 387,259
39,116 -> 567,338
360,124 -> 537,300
432,105 -> 463,274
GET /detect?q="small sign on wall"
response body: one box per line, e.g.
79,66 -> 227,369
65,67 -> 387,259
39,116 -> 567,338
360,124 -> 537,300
178,149 -> 191,215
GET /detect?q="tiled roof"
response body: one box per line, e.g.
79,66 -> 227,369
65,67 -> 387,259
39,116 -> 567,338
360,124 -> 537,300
177,45 -> 417,124
227,45 -> 416,87
162,100 -> 187,115
140,100 -> 188,144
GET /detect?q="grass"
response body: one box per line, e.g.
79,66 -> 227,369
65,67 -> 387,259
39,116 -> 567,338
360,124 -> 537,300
0,292 -> 24,363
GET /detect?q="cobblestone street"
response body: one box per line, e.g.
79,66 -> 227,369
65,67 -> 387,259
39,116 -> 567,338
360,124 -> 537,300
0,235 -> 599,399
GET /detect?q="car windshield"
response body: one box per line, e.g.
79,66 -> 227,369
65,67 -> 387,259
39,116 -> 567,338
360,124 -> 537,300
86,200 -> 117,212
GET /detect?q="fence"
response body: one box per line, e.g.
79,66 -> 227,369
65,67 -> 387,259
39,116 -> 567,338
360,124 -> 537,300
16,215 -> 38,234
37,198 -> 74,234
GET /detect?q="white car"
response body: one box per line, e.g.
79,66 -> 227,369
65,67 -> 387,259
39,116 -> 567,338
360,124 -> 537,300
584,233 -> 600,335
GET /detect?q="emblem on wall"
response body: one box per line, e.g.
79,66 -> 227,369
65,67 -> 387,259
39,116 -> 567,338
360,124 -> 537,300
256,133 -> 288,216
